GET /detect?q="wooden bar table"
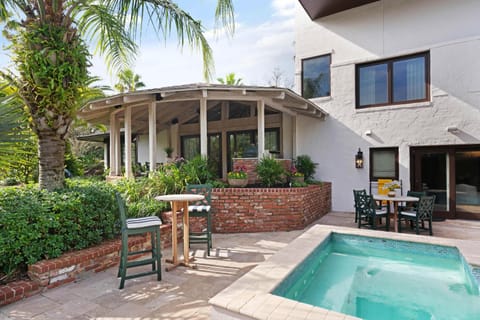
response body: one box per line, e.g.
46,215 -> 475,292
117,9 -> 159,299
155,194 -> 204,271
373,194 -> 419,232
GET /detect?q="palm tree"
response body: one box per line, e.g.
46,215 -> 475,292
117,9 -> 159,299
0,0 -> 234,190
217,72 -> 243,85
114,69 -> 146,93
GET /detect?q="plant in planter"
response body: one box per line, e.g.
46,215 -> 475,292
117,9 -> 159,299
256,156 -> 286,187
295,155 -> 317,182
164,146 -> 174,158
227,165 -> 248,187
289,165 -> 305,184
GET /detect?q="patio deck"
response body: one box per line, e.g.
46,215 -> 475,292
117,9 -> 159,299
1,212 -> 479,319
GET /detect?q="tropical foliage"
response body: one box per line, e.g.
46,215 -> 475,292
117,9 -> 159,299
256,156 -> 286,187
0,0 -> 234,190
114,68 -> 146,93
217,72 -> 243,85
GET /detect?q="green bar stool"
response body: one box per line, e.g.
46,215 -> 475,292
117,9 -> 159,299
116,193 -> 162,289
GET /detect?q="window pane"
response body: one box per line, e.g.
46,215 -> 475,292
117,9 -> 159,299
372,149 -> 396,178
265,129 -> 280,153
393,56 -> 426,103
302,55 -> 331,98
229,102 -> 251,119
207,103 -> 222,121
181,136 -> 200,160
359,64 -> 388,106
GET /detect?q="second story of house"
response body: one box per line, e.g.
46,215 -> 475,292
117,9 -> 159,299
294,0 -> 480,141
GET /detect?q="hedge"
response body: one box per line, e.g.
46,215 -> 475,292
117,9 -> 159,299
0,180 -> 118,277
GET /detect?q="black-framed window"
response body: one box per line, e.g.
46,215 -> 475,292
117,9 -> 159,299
229,102 -> 251,119
302,54 -> 331,99
370,147 -> 399,180
356,52 -> 429,108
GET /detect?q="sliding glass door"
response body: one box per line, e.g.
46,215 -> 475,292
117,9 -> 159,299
411,145 -> 480,220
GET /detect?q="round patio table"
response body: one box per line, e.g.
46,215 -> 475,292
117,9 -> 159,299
373,195 -> 419,232
155,194 -> 204,271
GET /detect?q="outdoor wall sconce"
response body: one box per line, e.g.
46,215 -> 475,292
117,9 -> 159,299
355,148 -> 364,169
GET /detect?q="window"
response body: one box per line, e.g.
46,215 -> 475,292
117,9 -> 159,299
370,147 -> 398,180
302,54 -> 331,99
229,102 -> 251,119
356,52 -> 429,108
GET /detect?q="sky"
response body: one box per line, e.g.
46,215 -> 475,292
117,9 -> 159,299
0,0 -> 296,93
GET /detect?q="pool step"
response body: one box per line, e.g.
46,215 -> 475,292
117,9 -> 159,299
472,267 -> 480,287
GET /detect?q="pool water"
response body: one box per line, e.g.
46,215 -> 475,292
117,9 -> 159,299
273,233 -> 480,320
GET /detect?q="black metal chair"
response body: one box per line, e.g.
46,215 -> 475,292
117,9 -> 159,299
186,184 -> 213,256
116,193 -> 162,289
353,189 -> 367,223
356,193 -> 390,230
398,195 -> 436,235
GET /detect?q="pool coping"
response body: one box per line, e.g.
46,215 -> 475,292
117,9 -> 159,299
209,225 -> 480,320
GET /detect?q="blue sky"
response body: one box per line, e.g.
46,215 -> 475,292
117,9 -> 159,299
0,1 -> 297,91
92,0 -> 298,90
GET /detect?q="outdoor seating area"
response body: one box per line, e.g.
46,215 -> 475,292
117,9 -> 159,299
354,183 -> 437,235
2,213 -> 479,319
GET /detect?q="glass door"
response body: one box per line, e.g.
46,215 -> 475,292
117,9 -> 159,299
455,151 -> 480,218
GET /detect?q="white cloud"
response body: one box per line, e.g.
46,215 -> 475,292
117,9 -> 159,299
89,1 -> 296,91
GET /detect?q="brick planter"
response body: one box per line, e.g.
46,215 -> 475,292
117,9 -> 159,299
211,182 -> 331,233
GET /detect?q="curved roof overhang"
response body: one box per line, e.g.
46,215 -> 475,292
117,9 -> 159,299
78,84 -> 327,133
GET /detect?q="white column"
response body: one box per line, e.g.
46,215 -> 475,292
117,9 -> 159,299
103,143 -> 108,170
109,112 -> 116,175
148,101 -> 157,172
200,97 -> 208,156
124,106 -> 133,178
170,123 -> 179,158
114,117 -> 121,176
292,115 -> 297,158
257,99 -> 265,158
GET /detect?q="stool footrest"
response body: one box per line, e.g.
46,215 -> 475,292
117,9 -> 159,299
123,270 -> 159,280
126,257 -> 158,268
128,249 -> 154,256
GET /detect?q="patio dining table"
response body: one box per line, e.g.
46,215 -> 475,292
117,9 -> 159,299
155,194 -> 204,271
373,194 -> 419,232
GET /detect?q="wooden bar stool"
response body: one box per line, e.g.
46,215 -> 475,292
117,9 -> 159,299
116,193 -> 162,289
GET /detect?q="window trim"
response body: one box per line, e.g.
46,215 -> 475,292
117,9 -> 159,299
369,147 -> 399,181
301,53 -> 332,99
356,52 -> 430,109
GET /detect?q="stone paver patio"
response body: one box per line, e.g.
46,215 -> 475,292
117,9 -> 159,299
1,212 -> 479,319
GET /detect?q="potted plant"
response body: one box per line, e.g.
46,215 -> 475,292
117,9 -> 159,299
164,146 -> 174,158
295,155 -> 317,182
385,180 -> 401,197
228,165 -> 248,187
289,165 -> 304,184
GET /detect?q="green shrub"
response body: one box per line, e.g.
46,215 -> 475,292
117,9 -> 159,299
295,155 -> 317,181
0,180 -> 118,278
256,156 -> 286,187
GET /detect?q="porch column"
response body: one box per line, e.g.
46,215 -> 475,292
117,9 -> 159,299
200,96 -> 208,156
148,101 -> 157,172
292,115 -> 297,158
114,117 -> 121,176
124,106 -> 133,178
257,99 -> 265,158
103,143 -> 108,170
109,112 -> 116,175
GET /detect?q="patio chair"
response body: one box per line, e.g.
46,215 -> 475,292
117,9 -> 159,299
399,191 -> 427,227
357,193 -> 390,230
353,189 -> 367,223
116,193 -> 162,289
398,195 -> 436,235
186,184 -> 213,256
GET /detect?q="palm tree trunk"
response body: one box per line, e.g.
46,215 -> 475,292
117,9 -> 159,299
38,129 -> 65,191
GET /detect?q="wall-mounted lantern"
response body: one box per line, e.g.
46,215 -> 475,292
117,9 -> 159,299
355,148 -> 364,169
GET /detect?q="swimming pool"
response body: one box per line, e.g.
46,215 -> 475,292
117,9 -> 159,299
273,233 -> 480,320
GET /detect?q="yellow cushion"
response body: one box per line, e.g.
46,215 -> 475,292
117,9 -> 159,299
378,179 -> 393,195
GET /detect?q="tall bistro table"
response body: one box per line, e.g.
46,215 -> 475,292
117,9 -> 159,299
155,194 -> 205,271
373,194 -> 419,232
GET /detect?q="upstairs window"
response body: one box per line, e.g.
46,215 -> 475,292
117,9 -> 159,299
356,52 -> 429,108
302,54 -> 331,99
370,147 -> 399,180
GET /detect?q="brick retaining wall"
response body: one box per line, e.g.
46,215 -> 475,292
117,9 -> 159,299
211,182 -> 331,233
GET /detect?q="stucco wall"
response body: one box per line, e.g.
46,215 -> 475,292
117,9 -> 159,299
294,0 -> 480,211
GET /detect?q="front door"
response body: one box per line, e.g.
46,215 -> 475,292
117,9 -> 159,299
411,145 -> 480,220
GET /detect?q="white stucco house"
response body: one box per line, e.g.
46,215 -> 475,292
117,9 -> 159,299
295,0 -> 480,220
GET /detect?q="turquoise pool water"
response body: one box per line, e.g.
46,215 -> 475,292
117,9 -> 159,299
273,233 -> 480,320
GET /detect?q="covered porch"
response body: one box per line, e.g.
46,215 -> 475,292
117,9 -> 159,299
78,84 -> 327,180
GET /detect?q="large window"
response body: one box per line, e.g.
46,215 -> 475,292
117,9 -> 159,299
370,147 -> 398,180
302,54 -> 331,99
356,52 -> 429,108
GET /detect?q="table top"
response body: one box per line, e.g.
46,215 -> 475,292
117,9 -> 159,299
155,194 -> 205,202
373,194 -> 419,202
